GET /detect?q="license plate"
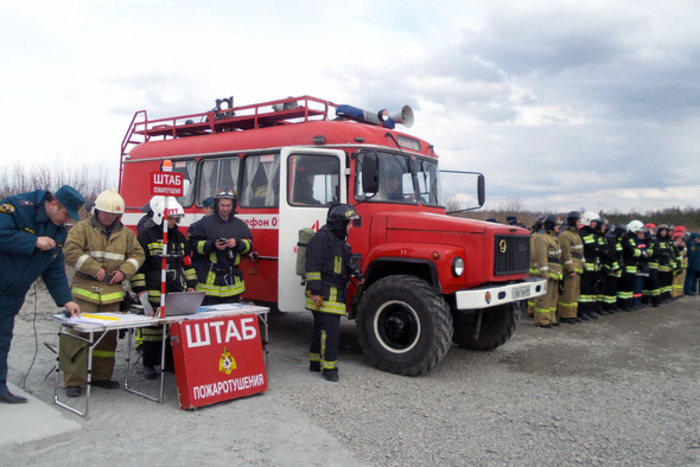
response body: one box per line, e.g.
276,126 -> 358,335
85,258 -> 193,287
512,285 -> 530,299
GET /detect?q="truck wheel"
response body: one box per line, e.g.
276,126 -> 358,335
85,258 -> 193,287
356,275 -> 453,376
452,301 -> 520,350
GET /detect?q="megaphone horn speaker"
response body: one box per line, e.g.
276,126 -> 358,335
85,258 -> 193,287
390,105 -> 414,128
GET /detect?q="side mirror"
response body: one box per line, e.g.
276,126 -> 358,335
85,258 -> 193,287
477,174 -> 485,207
361,153 -> 379,194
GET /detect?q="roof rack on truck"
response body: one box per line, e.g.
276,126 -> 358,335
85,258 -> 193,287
121,95 -> 337,157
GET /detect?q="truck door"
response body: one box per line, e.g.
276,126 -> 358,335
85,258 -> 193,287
278,147 -> 347,312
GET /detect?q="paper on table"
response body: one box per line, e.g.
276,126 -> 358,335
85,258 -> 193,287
199,304 -> 247,311
67,316 -> 116,325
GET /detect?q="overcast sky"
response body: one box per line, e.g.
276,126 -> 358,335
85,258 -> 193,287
2,0 -> 699,214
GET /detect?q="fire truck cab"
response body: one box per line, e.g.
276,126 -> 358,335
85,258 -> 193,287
120,95 -> 546,376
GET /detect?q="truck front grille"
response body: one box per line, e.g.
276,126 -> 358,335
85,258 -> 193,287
493,235 -> 530,276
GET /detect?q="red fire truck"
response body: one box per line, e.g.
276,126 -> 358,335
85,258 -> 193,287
119,95 -> 546,376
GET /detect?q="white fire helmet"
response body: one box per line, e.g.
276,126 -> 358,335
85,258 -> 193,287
150,196 -> 185,225
580,211 -> 601,227
93,187 -> 125,215
627,220 -> 645,233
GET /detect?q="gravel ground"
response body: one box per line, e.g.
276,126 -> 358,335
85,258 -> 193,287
4,281 -> 700,466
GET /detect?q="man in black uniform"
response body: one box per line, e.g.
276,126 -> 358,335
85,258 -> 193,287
305,204 -> 363,382
188,187 -> 253,305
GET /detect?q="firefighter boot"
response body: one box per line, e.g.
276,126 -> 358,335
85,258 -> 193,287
322,369 -> 339,382
144,365 -> 158,380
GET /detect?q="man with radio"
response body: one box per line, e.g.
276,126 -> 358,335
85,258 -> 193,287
187,187 -> 253,305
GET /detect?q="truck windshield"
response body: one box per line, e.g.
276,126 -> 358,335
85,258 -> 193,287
355,152 -> 421,204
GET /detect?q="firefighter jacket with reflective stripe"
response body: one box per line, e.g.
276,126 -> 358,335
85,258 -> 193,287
558,226 -> 584,275
654,235 -> 674,272
529,232 -> 540,275
187,213 -> 253,298
0,190 -> 73,312
579,226 -> 600,272
675,243 -> 687,272
63,216 -> 145,305
622,235 -> 648,274
304,225 -> 354,315
131,222 -> 197,305
646,233 -> 658,269
602,231 -> 624,277
534,230 -> 562,281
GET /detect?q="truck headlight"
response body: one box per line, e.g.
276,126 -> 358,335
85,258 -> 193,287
452,257 -> 465,277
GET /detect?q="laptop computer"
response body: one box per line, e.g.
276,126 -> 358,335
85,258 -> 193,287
160,291 -> 206,317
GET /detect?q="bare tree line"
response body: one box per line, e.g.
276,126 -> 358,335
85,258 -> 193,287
2,164 -> 698,231
455,199 -> 700,231
0,162 -> 114,201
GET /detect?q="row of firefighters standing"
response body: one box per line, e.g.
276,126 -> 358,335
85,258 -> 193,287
60,186 -> 253,396
528,211 -> 689,328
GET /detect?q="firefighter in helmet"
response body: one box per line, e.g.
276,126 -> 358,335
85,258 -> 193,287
620,220 -> 649,310
131,196 -> 198,379
61,187 -> 145,397
533,214 -> 562,328
305,203 -> 364,381
642,222 -> 659,306
187,187 -> 253,304
601,223 -> 626,313
557,211 -> 584,324
578,211 -> 602,320
671,227 -> 687,299
527,216 -> 545,318
654,224 -> 674,303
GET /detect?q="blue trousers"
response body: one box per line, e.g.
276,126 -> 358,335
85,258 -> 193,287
0,314 -> 16,396
684,271 -> 700,294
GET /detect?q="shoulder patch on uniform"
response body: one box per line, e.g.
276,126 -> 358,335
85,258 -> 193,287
0,203 -> 16,214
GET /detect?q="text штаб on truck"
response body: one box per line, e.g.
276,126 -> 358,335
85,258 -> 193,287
120,95 -> 547,375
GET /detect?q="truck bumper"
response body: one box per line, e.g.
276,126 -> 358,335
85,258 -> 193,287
454,277 -> 547,310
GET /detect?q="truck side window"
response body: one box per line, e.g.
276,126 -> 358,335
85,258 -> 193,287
414,158 -> 440,205
355,152 -> 418,204
197,156 -> 240,202
172,159 -> 197,208
240,154 -> 280,208
288,154 -> 339,206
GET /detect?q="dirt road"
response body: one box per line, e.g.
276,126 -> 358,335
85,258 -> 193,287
4,283 -> 700,465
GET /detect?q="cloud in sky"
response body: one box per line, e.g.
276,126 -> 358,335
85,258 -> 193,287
1,0 -> 699,214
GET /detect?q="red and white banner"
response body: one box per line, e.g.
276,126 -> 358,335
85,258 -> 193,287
171,314 -> 267,409
151,171 -> 184,196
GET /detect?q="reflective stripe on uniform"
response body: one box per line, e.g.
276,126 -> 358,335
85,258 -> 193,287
75,253 -> 91,271
197,282 -> 245,297
305,296 -> 346,315
71,287 -> 124,304
306,272 -> 322,282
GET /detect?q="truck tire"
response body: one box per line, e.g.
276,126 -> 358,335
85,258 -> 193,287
356,275 -> 453,376
452,301 -> 520,350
